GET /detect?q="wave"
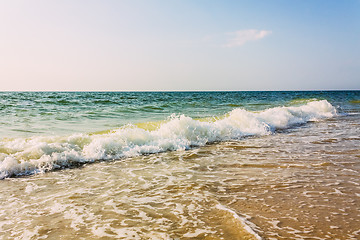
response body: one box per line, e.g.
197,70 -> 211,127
0,100 -> 336,178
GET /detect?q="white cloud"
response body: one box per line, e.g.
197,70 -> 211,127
224,29 -> 272,47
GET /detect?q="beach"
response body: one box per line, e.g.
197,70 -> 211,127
0,91 -> 359,239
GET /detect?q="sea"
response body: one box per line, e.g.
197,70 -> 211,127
0,91 -> 359,239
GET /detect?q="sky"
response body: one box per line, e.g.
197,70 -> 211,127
0,0 -> 359,91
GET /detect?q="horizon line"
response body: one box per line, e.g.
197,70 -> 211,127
0,89 -> 359,92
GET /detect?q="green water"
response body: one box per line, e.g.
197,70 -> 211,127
1,91 -> 359,137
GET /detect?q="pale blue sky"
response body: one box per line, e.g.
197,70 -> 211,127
0,0 -> 359,91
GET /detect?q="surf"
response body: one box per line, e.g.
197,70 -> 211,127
0,100 -> 336,178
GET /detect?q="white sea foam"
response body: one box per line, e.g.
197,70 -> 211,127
215,204 -> 262,240
0,100 -> 336,178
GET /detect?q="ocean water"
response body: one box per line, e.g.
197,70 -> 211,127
0,91 -> 359,239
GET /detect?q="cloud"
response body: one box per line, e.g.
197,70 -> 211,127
224,29 -> 272,47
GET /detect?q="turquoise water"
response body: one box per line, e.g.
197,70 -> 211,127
0,91 -> 359,178
1,91 -> 359,137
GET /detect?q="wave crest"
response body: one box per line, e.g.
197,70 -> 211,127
0,100 -> 336,178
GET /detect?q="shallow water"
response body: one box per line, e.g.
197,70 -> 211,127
0,91 -> 359,239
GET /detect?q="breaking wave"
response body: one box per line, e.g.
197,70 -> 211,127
0,100 -> 336,178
